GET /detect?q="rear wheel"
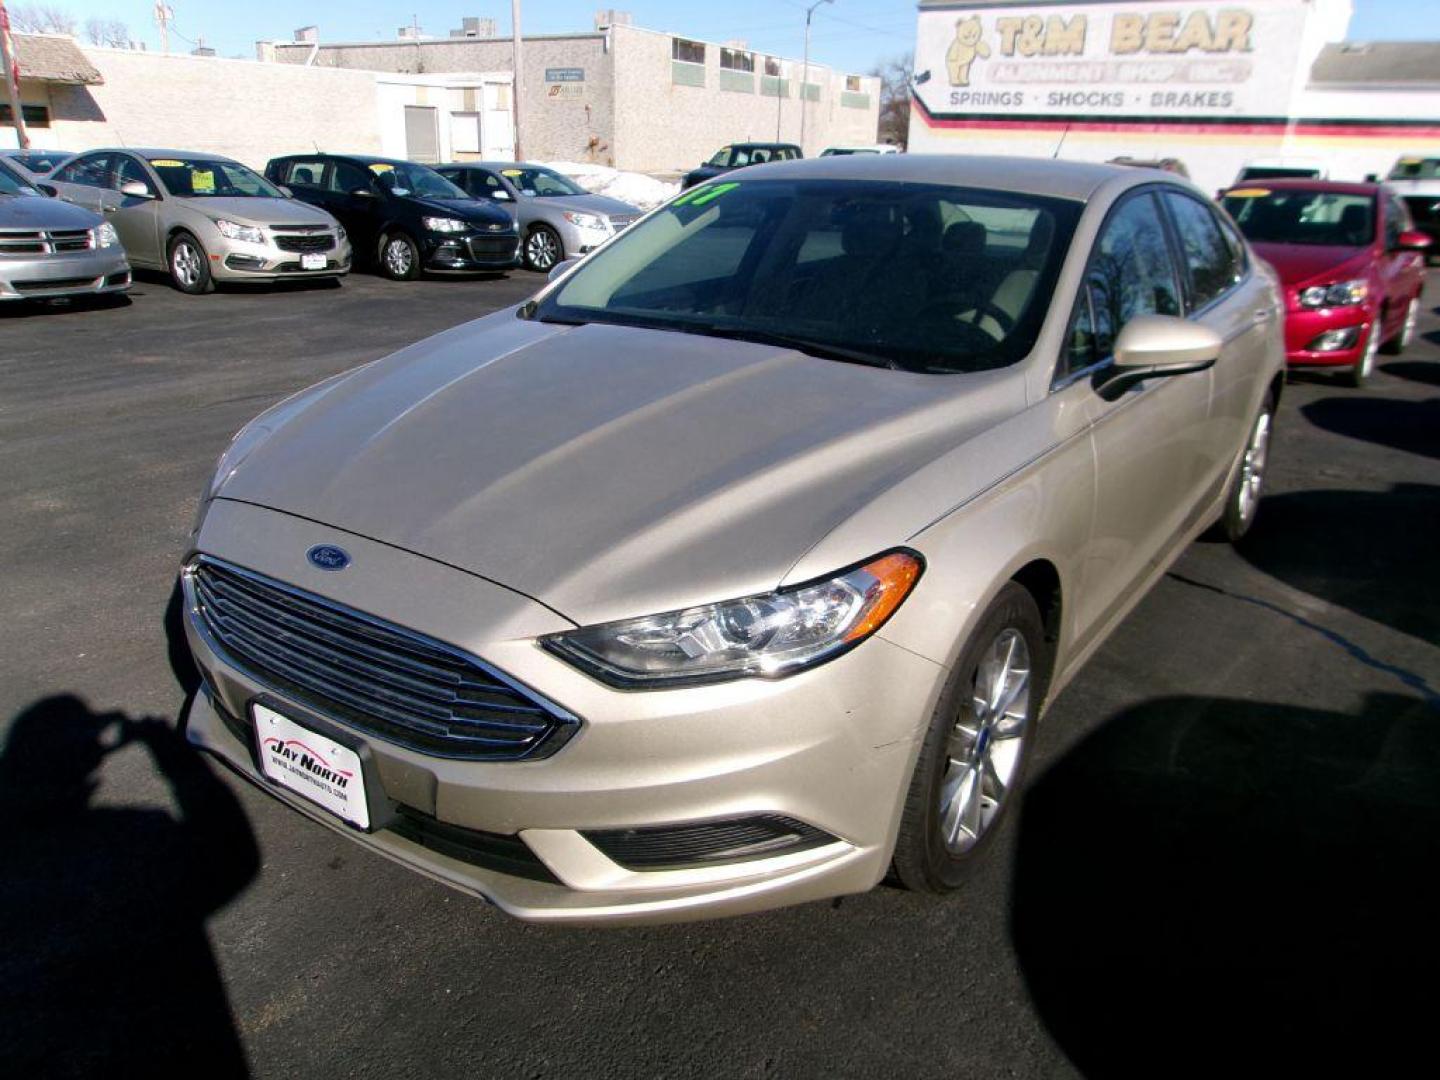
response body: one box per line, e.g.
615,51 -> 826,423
523,224 -> 564,273
891,582 -> 1048,893
1381,296 -> 1419,356
1217,391 -> 1274,543
379,232 -> 420,280
167,231 -> 213,295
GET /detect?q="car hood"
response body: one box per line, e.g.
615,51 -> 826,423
531,193 -> 639,217
0,193 -> 101,229
410,196 -> 513,226
215,314 -> 1023,625
1250,242 -> 1371,287
181,197 -> 335,228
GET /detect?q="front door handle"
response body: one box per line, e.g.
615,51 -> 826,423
1252,308 -> 1274,324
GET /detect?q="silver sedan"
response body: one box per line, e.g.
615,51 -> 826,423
46,149 -> 351,294
1,158 -> 130,303
180,155 -> 1284,923
436,162 -> 640,272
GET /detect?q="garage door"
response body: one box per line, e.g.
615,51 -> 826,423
404,106 -> 440,163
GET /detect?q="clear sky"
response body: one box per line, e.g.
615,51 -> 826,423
42,0 -> 1440,76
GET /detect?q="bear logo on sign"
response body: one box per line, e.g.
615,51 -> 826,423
947,16 -> 991,87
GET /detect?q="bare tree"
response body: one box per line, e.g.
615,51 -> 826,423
84,17 -> 131,48
869,52 -> 913,150
8,4 -> 79,35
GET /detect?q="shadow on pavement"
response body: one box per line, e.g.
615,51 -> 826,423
1299,394 -> 1440,460
1012,693 -> 1440,1077
0,694 -> 258,1077
1379,359 -> 1440,388
1236,483 -> 1440,645
0,294 -> 133,319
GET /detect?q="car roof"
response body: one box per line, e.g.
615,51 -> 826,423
727,153 -> 1151,201
86,148 -> 242,163
728,142 -> 801,150
439,162 -> 550,171
1221,178 -> 1382,195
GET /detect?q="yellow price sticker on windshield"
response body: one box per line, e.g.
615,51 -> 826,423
1400,157 -> 1423,166
368,163 -> 395,174
192,169 -> 216,193
149,159 -> 185,168
502,169 -> 524,177
1226,188 -> 1271,198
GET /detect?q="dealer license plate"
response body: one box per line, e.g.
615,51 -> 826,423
254,703 -> 369,828
301,253 -> 327,270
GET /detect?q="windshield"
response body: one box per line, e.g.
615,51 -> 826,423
0,162 -> 39,196
530,179 -> 1079,374
1222,189 -> 1375,247
10,151 -> 66,174
498,166 -> 586,197
1389,158 -> 1440,180
150,158 -> 282,198
370,162 -> 466,199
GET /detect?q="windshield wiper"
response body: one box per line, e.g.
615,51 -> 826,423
679,325 -> 902,370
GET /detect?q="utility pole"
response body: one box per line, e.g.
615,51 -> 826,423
510,0 -> 523,160
154,2 -> 173,55
0,0 -> 28,150
799,0 -> 832,155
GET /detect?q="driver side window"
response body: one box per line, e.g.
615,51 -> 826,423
111,156 -> 152,194
1059,192 -> 1181,381
56,153 -> 110,187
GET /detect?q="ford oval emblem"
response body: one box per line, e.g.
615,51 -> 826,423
306,544 -> 351,571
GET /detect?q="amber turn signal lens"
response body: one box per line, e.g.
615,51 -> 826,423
843,552 -> 923,642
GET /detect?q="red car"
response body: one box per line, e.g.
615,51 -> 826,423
1219,180 -> 1429,386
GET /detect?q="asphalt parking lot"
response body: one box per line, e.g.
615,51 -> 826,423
2,268 -> 1438,1077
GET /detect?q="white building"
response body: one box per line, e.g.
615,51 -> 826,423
908,0 -> 1440,193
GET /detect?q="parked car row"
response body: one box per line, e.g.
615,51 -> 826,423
3,146 -> 651,306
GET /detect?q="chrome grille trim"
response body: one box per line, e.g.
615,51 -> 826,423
0,228 -> 94,256
184,556 -> 578,760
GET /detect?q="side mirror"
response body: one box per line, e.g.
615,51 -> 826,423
493,190 -> 513,201
278,184 -> 294,198
37,182 -> 58,197
1094,315 -> 1220,400
119,180 -> 155,199
1396,229 -> 1431,252
547,258 -> 578,283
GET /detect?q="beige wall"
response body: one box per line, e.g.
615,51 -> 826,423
45,48 -> 383,169
610,25 -> 881,172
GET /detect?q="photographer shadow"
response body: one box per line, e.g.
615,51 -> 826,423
1012,693 -> 1440,1077
0,694 -> 258,1077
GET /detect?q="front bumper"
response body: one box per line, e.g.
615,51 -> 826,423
422,232 -> 521,273
0,247 -> 132,300
210,233 -> 353,282
1282,305 -> 1373,368
182,500 -> 942,923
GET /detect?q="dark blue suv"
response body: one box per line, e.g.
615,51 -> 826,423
265,154 -> 519,279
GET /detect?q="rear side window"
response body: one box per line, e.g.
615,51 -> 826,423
281,159 -> 328,188
1163,191 -> 1242,308
54,153 -> 110,187
1065,192 -> 1182,374
1386,195 -> 1409,248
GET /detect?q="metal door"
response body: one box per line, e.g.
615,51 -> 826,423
404,106 -> 440,164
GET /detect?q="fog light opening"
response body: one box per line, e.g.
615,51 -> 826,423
1307,326 -> 1362,352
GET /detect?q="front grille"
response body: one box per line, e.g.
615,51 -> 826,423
270,222 -> 329,233
274,234 -> 335,254
466,235 -> 517,258
0,228 -> 93,255
188,558 -> 577,760
584,814 -> 837,871
11,276 -> 98,293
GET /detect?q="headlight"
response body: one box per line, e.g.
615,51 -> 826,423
423,216 -> 469,233
1299,279 -> 1368,308
335,223 -> 347,242
541,550 -> 923,688
562,211 -> 607,231
214,219 -> 265,244
94,222 -> 119,248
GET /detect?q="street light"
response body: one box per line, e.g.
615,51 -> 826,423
799,0 -> 832,154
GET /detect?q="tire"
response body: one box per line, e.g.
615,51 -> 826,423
1381,296 -> 1419,356
891,582 -> 1049,893
523,224 -> 564,273
1216,391 -> 1274,544
379,232 -> 420,281
1346,317 -> 1380,386
167,231 -> 214,295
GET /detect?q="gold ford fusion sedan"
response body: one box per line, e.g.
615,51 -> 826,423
180,155 -> 1284,924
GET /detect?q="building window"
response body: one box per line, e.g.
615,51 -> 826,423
673,38 -> 706,65
845,75 -> 862,92
721,48 -> 754,72
0,104 -> 51,128
764,56 -> 783,77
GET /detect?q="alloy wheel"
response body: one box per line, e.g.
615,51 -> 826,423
1400,297 -> 1419,349
526,229 -> 560,271
383,238 -> 413,278
1356,320 -> 1380,381
172,241 -> 203,288
938,627 -> 1031,855
1235,409 -> 1271,529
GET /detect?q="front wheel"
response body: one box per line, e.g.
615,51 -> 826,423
1346,318 -> 1380,386
379,232 -> 420,280
1381,296 -> 1419,356
167,231 -> 214,294
890,582 -> 1048,893
523,224 -> 563,273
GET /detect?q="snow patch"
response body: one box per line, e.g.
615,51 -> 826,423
542,161 -> 680,211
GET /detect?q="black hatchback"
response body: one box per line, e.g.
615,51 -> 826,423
265,154 -> 519,279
